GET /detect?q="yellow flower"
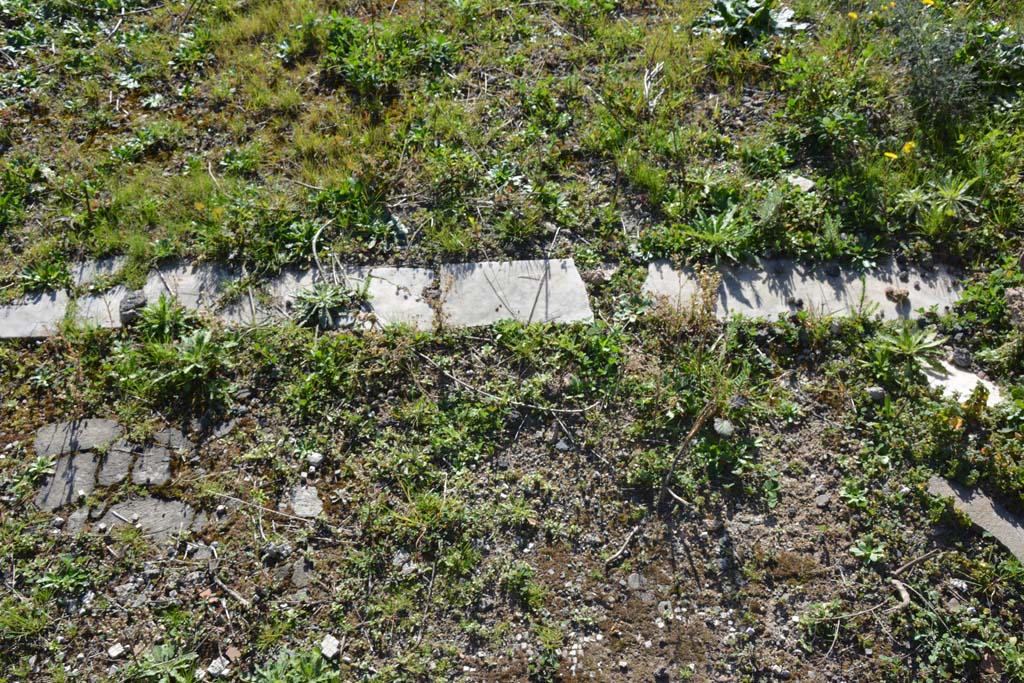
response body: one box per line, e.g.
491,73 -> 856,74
884,152 -> 898,160
921,0 -> 934,5
902,141 -> 917,155
848,11 -> 859,19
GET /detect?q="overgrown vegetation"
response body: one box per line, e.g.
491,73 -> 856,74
2,0 -> 1024,681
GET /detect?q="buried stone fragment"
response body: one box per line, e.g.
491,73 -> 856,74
923,361 -> 1003,407
289,485 -> 324,518
928,476 -> 1024,564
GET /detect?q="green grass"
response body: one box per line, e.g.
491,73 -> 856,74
4,0 -> 1024,681
2,0 -> 1024,302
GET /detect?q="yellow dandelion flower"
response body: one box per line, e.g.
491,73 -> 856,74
921,0 -> 934,5
848,11 -> 859,19
902,141 -> 917,155
884,152 -> 899,160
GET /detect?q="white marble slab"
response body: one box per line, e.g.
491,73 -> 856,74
438,259 -> 593,327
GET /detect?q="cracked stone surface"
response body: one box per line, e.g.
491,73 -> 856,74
154,427 -> 194,452
642,259 -> 962,321
96,440 -> 134,487
143,262 -> 235,313
34,454 -> 99,511
75,286 -> 126,329
94,498 -> 198,542
928,476 -> 1024,563
438,259 -> 593,327
35,419 -> 124,458
132,445 -> 173,486
289,485 -> 323,518
924,360 -> 1003,407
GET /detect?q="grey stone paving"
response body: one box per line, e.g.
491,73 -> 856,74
0,291 -> 68,338
264,266 -> 436,330
928,476 -> 1024,563
72,257 -> 126,288
95,498 -> 198,542
143,262 -> 234,313
75,286 -> 126,329
438,259 -> 593,327
643,259 -> 962,321
96,441 -> 133,487
131,445 -> 173,486
154,427 -> 194,452
35,419 -> 124,457
34,454 -> 98,511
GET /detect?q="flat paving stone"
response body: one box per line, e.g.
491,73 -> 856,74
34,454 -> 98,511
928,476 -> 1024,563
95,497 -> 198,542
144,262 -> 235,313
131,445 -> 173,486
438,259 -> 593,327
924,361 -> 1003,407
74,286 -> 126,329
71,256 -> 126,288
289,485 -> 323,518
154,427 -> 194,452
265,266 -> 436,330
35,419 -> 124,457
0,291 -> 69,338
643,259 -> 962,321
96,440 -> 134,487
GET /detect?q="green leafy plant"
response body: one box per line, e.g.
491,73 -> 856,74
693,0 -> 805,46
875,324 -> 947,375
252,650 -> 339,683
293,280 -> 366,331
124,644 -> 199,683
849,533 -> 886,564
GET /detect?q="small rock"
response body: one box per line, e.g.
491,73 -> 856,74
207,656 -> 230,677
1006,287 -> 1024,330
951,348 -> 972,370
52,516 -> 65,529
815,493 -> 831,509
107,643 -> 125,659
618,660 -> 629,671
713,418 -> 736,438
290,485 -> 323,518
627,573 -> 645,591
555,438 -> 571,452
261,542 -> 293,566
866,386 -> 886,403
225,646 -> 242,663
321,634 -> 341,659
306,451 -> 324,468
119,290 -> 147,327
786,175 -> 815,193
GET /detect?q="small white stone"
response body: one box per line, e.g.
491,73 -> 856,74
206,656 -> 230,677
107,643 -> 125,659
320,634 -> 340,660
